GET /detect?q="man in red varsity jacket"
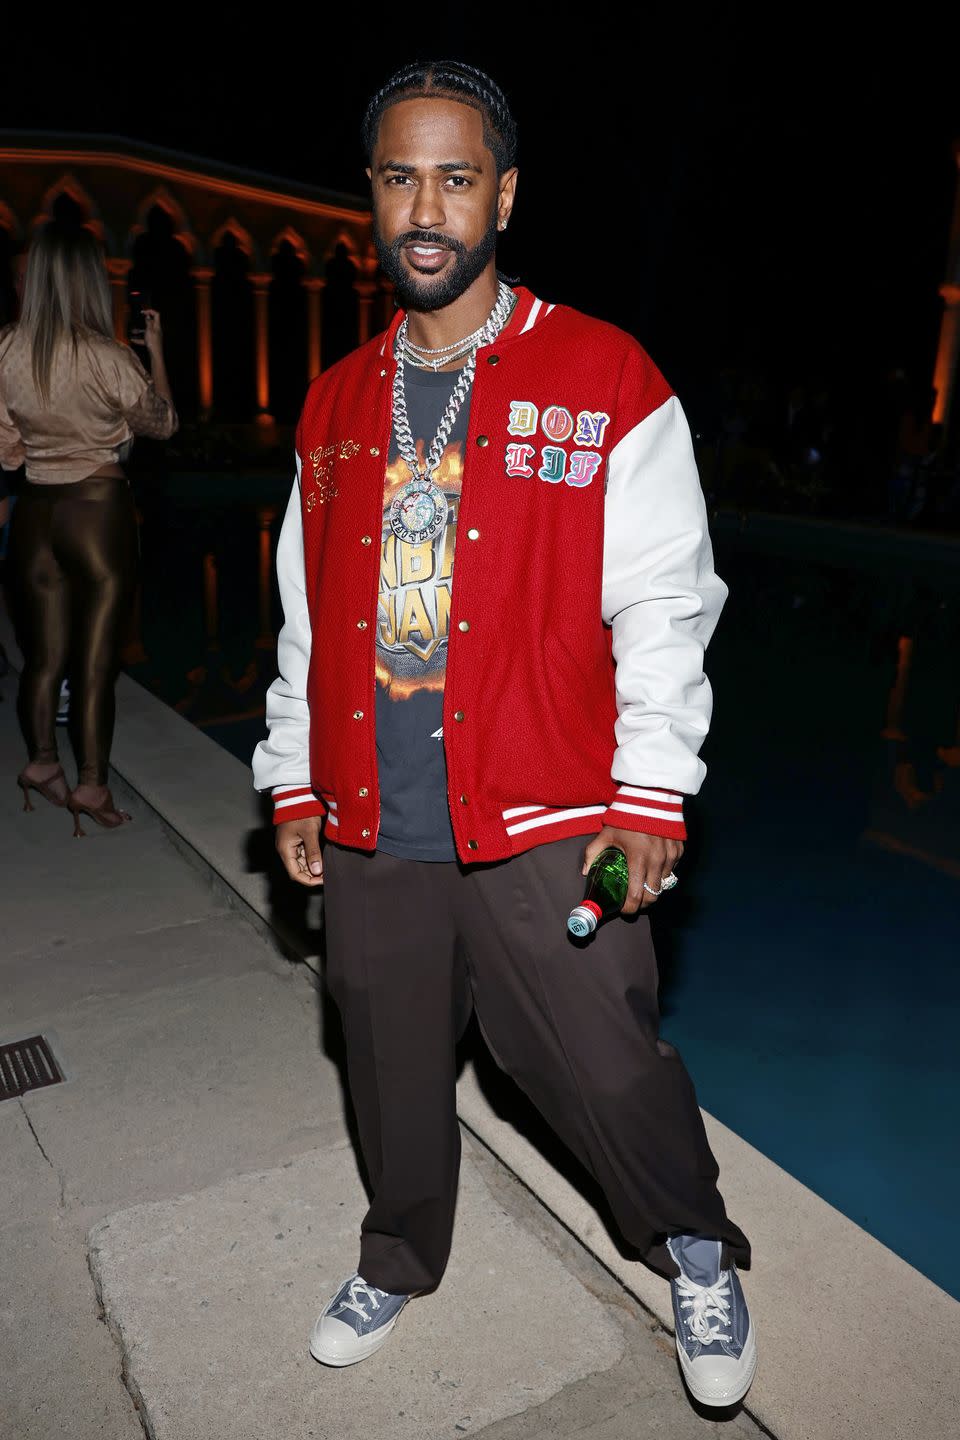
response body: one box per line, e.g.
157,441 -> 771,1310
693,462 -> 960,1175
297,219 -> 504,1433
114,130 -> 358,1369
252,60 -> 756,1409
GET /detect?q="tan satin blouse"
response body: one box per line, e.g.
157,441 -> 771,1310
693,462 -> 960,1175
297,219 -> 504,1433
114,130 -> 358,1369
0,323 -> 178,483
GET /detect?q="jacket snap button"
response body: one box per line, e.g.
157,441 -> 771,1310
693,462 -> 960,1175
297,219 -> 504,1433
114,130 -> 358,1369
370,446 -> 380,456
487,355 -> 499,365
467,840 -> 479,850
380,369 -> 387,377
358,786 -> 369,797
361,828 -> 371,838
353,709 -> 364,720
361,535 -> 372,546
458,620 -> 470,632
454,710 -> 464,722
460,794 -> 469,805
476,435 -> 489,447
467,528 -> 480,540
357,619 -> 368,629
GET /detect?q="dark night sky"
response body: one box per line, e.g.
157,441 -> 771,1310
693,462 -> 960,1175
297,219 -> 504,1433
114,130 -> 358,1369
3,11 -> 959,414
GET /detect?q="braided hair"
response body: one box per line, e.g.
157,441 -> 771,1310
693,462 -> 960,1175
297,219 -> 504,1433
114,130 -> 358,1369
361,60 -> 518,176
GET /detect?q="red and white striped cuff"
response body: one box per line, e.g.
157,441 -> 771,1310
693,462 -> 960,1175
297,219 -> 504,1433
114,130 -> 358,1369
601,785 -> 686,840
272,784 -> 325,826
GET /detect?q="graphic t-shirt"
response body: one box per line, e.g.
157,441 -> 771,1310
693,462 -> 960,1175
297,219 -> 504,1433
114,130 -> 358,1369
375,361 -> 471,860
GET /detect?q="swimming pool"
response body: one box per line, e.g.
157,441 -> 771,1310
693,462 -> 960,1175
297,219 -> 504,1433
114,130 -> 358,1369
658,516 -> 960,1300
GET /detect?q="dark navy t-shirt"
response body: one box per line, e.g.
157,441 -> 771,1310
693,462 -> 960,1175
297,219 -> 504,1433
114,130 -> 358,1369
374,362 -> 471,860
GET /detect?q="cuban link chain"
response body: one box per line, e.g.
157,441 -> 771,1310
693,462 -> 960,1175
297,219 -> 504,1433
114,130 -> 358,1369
392,281 -> 516,483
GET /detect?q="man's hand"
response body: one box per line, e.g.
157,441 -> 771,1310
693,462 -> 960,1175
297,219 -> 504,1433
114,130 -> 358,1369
276,817 -> 325,887
582,825 -> 683,913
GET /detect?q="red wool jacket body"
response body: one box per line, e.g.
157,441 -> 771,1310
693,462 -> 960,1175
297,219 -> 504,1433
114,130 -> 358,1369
252,286 -> 729,863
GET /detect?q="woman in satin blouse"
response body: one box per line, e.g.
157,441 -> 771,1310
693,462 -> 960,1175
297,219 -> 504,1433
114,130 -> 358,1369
0,220 -> 178,833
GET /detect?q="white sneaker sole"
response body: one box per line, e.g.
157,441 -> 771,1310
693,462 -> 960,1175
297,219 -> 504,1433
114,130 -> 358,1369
309,1311 -> 403,1367
677,1322 -> 757,1406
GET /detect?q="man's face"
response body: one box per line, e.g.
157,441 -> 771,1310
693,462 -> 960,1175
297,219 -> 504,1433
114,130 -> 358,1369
367,96 -> 517,311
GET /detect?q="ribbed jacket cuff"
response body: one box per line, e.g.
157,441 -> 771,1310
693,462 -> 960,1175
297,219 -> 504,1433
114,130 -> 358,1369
602,785 -> 686,840
272,784 -> 325,826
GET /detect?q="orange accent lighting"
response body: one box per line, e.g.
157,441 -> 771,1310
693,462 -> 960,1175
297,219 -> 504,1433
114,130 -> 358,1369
0,148 -> 369,223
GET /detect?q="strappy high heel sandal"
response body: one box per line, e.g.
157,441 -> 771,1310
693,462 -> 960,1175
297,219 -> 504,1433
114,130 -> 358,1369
67,787 -> 133,838
17,764 -> 69,811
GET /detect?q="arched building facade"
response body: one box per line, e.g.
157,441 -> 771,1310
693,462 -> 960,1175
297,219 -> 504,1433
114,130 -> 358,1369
0,131 -> 393,424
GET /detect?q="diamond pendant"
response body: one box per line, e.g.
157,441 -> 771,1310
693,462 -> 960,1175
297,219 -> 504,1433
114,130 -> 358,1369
390,475 -> 448,544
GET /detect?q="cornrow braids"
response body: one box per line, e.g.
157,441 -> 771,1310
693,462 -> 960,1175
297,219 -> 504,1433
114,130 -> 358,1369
362,60 -> 518,176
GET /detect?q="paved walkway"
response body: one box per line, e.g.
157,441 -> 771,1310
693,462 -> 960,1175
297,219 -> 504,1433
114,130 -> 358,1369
2,597 -> 958,1440
0,634 -> 765,1439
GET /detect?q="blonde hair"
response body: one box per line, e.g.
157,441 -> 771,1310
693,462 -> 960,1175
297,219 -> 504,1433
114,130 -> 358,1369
18,221 -> 114,405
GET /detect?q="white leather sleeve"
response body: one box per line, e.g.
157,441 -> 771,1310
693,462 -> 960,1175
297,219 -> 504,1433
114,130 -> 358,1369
251,452 -> 313,793
601,394 -> 728,796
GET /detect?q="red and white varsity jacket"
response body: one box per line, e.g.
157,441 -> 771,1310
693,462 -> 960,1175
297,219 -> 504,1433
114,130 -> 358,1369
252,286 -> 728,863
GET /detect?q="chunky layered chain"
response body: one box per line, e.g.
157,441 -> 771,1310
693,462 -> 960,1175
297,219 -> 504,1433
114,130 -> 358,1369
392,354 -> 477,482
392,283 -> 516,483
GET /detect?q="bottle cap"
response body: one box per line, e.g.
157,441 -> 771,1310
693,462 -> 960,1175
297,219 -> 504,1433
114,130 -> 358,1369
567,902 -> 600,937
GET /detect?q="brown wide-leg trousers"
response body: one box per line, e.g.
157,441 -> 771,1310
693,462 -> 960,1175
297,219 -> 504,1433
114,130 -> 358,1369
321,833 -> 751,1296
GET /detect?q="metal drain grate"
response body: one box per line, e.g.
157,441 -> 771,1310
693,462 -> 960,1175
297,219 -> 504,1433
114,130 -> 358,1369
0,1036 -> 65,1101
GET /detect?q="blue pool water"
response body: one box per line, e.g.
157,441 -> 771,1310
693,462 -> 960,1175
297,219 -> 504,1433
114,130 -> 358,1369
125,479 -> 960,1300
657,529 -> 960,1300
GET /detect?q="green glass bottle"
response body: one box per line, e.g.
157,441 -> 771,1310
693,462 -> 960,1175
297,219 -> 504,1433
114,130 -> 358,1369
566,845 -> 630,937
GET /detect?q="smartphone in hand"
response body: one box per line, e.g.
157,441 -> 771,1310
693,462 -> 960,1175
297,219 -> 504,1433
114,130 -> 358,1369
128,286 -> 150,345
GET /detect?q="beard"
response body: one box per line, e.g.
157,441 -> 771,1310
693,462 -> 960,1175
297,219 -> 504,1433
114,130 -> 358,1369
373,207 -> 500,312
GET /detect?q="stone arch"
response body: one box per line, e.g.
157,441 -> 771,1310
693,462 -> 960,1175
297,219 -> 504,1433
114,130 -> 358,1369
130,186 -> 195,259
130,200 -> 198,417
324,230 -> 360,265
269,236 -> 308,423
38,174 -> 102,233
211,217 -> 256,265
270,226 -> 310,270
31,181 -> 120,256
212,227 -> 255,420
322,236 -> 359,368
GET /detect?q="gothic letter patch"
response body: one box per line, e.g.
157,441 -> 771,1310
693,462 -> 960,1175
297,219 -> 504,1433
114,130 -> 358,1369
507,401 -> 539,437
505,442 -> 536,477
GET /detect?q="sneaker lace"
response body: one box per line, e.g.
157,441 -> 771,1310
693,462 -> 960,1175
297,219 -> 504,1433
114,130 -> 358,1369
676,1272 -> 732,1344
334,1278 -> 389,1323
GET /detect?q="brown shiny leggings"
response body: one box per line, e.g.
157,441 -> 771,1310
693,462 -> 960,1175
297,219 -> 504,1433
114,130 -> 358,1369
10,476 -> 138,786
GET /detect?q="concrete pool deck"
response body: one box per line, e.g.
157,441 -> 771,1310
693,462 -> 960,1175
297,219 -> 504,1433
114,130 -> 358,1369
1,601 -> 957,1440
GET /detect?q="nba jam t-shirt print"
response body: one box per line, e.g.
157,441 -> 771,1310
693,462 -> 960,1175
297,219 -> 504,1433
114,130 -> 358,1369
374,361 -> 471,860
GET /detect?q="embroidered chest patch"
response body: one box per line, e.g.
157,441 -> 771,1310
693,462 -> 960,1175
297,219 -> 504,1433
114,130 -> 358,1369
304,437 -> 363,510
505,403 -> 610,488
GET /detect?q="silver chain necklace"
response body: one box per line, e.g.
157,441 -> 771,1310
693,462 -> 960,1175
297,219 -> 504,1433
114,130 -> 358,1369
401,336 -> 488,371
400,318 -> 497,371
397,280 -> 515,371
391,282 -> 515,484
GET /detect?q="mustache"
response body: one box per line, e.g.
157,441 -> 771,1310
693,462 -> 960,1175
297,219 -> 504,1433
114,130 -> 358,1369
391,230 -> 466,255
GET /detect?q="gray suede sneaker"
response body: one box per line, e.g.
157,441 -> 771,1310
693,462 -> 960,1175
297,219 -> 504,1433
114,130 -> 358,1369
309,1273 -> 412,1367
667,1235 -> 757,1406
